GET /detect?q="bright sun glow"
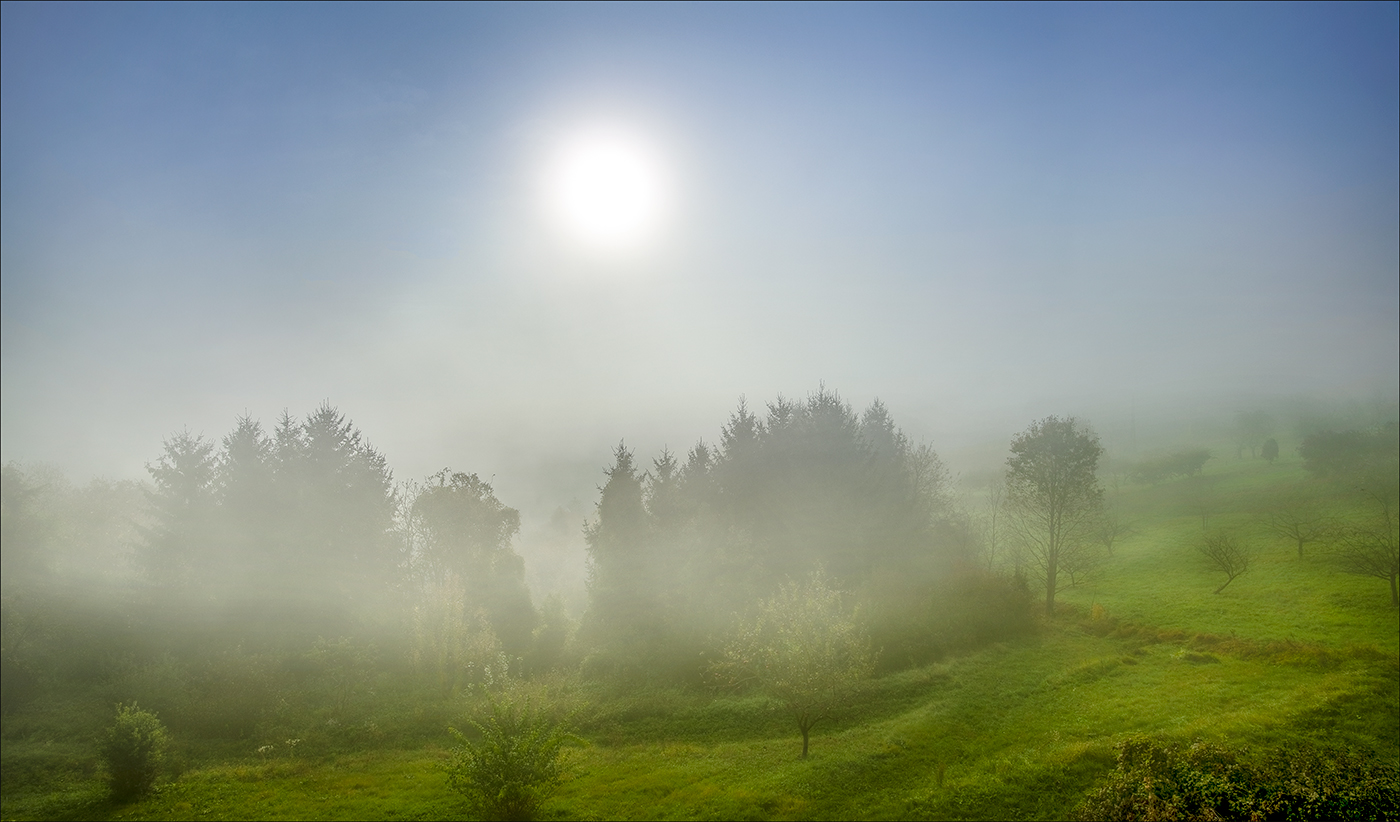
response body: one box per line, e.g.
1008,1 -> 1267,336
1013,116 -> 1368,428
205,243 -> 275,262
546,128 -> 669,252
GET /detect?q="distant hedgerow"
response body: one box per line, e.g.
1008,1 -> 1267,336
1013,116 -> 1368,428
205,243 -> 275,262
1073,736 -> 1399,821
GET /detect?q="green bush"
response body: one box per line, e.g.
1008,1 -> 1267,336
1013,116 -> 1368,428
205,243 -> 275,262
1129,449 -> 1212,484
865,568 -> 1035,671
1073,736 -> 1399,821
100,702 -> 170,802
444,694 -> 575,821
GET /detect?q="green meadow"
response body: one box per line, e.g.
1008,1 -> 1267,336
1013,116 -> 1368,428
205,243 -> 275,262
3,452 -> 1397,821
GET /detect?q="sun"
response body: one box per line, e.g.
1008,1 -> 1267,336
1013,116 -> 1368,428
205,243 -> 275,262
545,128 -> 669,252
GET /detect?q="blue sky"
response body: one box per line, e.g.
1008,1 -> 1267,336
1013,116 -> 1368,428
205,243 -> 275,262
2,2 -> 1396,507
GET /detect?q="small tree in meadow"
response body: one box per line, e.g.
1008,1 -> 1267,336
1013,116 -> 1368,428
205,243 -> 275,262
1261,501 -> 1331,559
100,702 -> 169,801
1261,437 -> 1279,463
1093,511 -> 1134,557
1198,531 -> 1253,594
1332,489 -> 1400,607
445,694 -> 575,821
714,571 -> 875,759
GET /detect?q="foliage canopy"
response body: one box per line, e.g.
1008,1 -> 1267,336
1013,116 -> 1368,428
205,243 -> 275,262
1073,736 -> 1399,821
1004,416 -> 1104,615
714,571 -> 875,758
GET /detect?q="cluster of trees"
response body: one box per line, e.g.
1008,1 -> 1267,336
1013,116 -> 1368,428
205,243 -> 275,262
137,406 -> 400,632
2,389 -> 1056,760
1188,421 -> 1399,604
1235,410 -> 1276,460
7,387 -> 1397,784
1,404 -> 543,709
4,391 -> 1066,688
1199,492 -> 1397,606
580,389 -> 986,675
2,391 -> 1040,689
132,405 -> 539,652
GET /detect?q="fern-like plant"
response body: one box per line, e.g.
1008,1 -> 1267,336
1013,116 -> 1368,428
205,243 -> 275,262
100,702 -> 169,801
445,695 -> 574,821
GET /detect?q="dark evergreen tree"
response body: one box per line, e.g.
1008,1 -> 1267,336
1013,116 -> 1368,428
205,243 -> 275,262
215,416 -> 276,595
282,404 -> 399,619
140,431 -> 217,589
144,405 -> 400,632
582,443 -> 666,669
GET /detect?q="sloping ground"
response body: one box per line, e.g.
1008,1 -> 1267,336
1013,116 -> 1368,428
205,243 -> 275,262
3,454 -> 1396,820
540,626 -> 1394,821
1060,456 -> 1399,649
9,617 -> 1388,821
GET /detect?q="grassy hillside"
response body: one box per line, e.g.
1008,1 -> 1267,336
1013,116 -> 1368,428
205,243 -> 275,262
1065,453 -> 1398,648
3,453 -> 1396,821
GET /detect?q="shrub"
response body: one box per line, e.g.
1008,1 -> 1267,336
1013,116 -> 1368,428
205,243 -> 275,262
1129,449 -> 1212,484
445,694 -> 575,821
100,702 -> 170,801
926,569 -> 1035,649
1299,425 -> 1398,478
1073,736 -> 1399,821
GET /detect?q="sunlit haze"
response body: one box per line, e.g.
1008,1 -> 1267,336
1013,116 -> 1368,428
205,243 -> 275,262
3,2 -> 1397,518
545,126 -> 670,253
1,7 -> 1398,814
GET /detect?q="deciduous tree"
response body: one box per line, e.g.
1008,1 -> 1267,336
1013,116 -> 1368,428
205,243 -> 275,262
1198,531 -> 1253,593
1094,511 -> 1134,556
1236,410 -> 1275,459
1004,417 -> 1105,616
714,572 -> 874,758
1332,490 -> 1400,607
1261,500 -> 1331,559
412,470 -> 534,656
1260,437 -> 1279,464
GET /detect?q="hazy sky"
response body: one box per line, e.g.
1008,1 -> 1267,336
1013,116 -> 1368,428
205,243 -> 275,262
3,2 -> 1397,511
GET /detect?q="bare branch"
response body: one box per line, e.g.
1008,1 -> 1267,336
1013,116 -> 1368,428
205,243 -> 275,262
1198,531 -> 1253,594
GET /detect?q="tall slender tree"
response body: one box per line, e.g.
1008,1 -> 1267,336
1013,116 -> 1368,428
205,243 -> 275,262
216,415 -> 276,590
583,443 -> 661,658
141,430 -> 217,589
1004,416 -> 1104,616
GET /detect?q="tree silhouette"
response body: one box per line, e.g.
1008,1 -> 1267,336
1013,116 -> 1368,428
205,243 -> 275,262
1199,531 -> 1253,593
1332,489 -> 1400,607
1004,416 -> 1104,616
412,470 -> 534,656
141,430 -> 217,589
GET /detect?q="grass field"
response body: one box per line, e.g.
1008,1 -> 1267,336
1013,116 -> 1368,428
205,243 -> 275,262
3,452 -> 1396,821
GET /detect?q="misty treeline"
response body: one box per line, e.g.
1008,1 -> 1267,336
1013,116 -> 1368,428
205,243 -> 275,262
6,389 -> 1394,750
581,389 -> 1029,678
5,405 -> 532,648
1,391 -> 1032,737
